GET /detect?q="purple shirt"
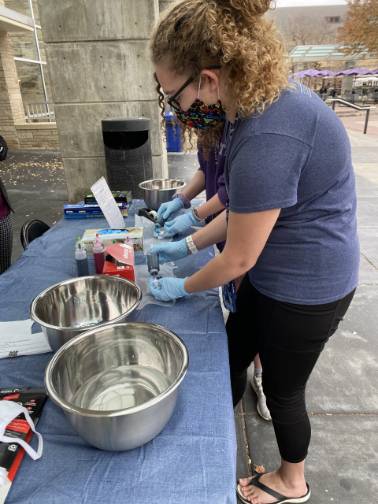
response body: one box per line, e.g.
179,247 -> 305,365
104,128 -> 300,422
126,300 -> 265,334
197,129 -> 229,251
0,190 -> 10,219
197,131 -> 228,209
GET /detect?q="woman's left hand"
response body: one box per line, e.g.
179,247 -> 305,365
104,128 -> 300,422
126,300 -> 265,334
149,277 -> 189,302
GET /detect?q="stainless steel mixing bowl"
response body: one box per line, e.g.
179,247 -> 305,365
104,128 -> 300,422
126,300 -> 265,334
45,322 -> 189,451
31,275 -> 142,351
138,178 -> 185,210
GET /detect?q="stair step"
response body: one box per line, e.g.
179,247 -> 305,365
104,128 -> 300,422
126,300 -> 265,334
335,111 -> 361,117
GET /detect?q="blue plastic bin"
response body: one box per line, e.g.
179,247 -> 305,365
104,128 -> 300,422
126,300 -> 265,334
165,111 -> 183,152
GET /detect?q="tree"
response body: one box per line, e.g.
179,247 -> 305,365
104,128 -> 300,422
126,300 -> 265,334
285,15 -> 335,49
338,0 -> 378,55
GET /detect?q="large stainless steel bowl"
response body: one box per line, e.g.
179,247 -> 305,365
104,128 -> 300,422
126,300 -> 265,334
31,275 -> 142,351
138,178 -> 185,210
45,322 -> 189,451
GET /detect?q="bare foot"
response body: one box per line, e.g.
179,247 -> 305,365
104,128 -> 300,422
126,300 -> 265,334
238,470 -> 308,504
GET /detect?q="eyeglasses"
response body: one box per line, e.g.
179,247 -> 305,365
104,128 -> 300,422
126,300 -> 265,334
167,75 -> 195,112
154,65 -> 221,113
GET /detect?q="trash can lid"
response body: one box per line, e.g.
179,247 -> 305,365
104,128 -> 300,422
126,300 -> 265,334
102,117 -> 150,132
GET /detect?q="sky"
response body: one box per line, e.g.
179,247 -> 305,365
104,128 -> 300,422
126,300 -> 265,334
276,0 -> 348,7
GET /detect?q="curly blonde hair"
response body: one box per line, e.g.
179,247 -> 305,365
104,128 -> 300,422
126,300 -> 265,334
151,0 -> 289,121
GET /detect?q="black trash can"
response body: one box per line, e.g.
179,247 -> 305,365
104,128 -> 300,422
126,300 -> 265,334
102,117 -> 153,198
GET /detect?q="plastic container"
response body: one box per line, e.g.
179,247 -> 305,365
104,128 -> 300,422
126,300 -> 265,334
147,251 -> 159,277
165,112 -> 183,152
75,241 -> 89,277
102,117 -> 153,198
93,234 -> 105,274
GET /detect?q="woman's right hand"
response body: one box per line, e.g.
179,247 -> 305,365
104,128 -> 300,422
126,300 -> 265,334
150,239 -> 189,263
157,198 -> 184,222
164,211 -> 203,237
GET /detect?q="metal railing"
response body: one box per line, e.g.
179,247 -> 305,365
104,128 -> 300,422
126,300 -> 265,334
25,102 -> 55,123
328,99 -> 375,134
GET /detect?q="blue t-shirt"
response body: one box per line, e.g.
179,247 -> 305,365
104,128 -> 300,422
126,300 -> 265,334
224,82 -> 359,304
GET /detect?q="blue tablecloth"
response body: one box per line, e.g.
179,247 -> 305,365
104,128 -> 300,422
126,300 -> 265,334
0,202 -> 237,503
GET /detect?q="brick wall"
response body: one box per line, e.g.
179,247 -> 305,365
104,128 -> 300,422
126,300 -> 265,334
0,32 -> 23,148
15,122 -> 59,149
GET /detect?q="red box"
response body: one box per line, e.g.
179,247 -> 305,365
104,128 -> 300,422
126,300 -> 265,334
102,243 -> 135,282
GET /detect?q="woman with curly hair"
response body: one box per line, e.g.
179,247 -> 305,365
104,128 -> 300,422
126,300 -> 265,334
156,123 -> 273,421
149,1 -> 359,502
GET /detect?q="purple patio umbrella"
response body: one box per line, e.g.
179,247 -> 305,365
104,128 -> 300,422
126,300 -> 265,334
294,69 -> 335,78
354,67 -> 377,75
293,70 -> 307,78
336,67 -> 376,77
336,69 -> 356,76
293,69 -> 318,78
306,69 -> 323,77
363,69 -> 378,76
317,70 -> 335,77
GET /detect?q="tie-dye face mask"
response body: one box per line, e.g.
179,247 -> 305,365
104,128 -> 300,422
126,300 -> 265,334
167,72 -> 226,130
175,99 -> 226,130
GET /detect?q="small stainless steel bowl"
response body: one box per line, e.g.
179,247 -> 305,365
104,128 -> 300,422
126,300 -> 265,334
31,275 -> 142,351
138,178 -> 185,210
45,322 -> 189,451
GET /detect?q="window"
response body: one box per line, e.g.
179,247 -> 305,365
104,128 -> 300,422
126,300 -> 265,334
325,16 -> 341,24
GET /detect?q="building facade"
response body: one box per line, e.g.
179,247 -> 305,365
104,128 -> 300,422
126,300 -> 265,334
5,0 -> 52,106
0,0 -> 58,149
268,3 -> 348,51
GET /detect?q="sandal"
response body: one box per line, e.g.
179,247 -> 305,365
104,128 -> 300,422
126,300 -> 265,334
237,474 -> 311,504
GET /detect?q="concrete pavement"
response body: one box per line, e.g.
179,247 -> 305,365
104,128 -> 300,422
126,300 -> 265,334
0,150 -> 66,261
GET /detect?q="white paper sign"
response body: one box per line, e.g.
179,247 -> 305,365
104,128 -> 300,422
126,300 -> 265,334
0,474 -> 11,502
0,319 -> 51,359
90,177 -> 126,229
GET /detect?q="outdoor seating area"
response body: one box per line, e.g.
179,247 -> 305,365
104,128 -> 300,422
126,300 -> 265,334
293,67 -> 378,103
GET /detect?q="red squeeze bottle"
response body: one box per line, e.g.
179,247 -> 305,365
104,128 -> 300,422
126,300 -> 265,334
93,234 -> 105,274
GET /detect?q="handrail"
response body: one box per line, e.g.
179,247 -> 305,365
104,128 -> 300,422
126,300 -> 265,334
25,102 -> 55,123
328,99 -> 375,134
328,98 -> 372,111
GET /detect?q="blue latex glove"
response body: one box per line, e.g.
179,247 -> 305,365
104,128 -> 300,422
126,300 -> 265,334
157,198 -> 184,222
150,239 -> 189,263
164,211 -> 204,237
149,277 -> 188,302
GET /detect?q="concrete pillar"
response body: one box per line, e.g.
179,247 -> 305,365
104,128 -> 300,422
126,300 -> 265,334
159,0 -> 175,12
38,0 -> 167,202
341,60 -> 355,101
0,2 -> 25,148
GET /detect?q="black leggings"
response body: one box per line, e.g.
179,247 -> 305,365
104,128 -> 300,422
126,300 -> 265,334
0,214 -> 12,274
226,277 -> 355,463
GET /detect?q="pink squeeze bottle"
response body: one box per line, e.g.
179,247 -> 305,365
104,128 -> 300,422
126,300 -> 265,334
93,234 -> 105,274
